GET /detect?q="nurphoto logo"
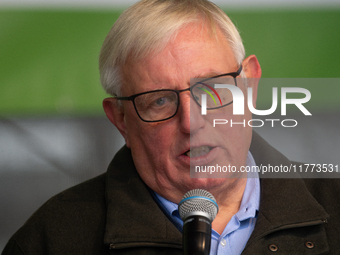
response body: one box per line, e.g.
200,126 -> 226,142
199,84 -> 312,128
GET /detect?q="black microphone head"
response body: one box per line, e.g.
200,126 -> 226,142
178,189 -> 218,222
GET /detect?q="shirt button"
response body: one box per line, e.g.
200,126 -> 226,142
220,238 -> 227,247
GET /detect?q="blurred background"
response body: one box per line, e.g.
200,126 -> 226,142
1,0 -> 339,251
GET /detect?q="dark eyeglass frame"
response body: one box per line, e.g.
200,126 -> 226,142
113,65 -> 242,122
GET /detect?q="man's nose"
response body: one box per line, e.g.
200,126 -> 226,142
178,92 -> 206,135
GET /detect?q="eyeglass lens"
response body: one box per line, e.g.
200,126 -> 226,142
191,77 -> 235,108
134,90 -> 179,121
133,76 -> 236,122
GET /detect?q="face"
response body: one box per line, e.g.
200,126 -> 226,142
104,23 -> 261,203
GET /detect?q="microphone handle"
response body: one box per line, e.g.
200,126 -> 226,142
183,215 -> 212,255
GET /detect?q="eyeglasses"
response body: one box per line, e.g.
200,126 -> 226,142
113,66 -> 242,122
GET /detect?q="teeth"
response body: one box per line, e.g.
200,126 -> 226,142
186,146 -> 211,158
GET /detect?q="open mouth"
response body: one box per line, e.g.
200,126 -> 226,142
185,146 -> 213,158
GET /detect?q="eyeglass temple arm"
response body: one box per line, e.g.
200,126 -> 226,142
113,94 -> 133,101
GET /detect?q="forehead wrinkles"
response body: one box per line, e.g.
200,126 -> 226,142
122,45 -> 188,93
143,26 -> 221,84
122,23 -> 233,94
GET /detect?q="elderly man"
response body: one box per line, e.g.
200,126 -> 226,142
3,0 -> 340,254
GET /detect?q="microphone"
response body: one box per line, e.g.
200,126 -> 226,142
179,189 -> 219,255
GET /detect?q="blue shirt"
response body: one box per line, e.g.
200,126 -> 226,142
152,152 -> 260,255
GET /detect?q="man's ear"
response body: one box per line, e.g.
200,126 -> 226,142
242,55 -> 262,107
242,54 -> 262,79
103,98 -> 130,147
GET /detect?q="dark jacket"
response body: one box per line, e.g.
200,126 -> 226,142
2,132 -> 340,254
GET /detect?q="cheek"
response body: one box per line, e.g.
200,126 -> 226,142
125,117 -> 177,155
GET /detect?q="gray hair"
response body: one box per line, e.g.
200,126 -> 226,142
99,0 -> 245,96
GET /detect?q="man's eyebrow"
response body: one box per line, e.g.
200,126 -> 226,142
193,72 -> 224,79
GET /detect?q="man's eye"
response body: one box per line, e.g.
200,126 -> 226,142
155,97 -> 167,106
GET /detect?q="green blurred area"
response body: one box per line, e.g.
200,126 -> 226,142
0,9 -> 339,116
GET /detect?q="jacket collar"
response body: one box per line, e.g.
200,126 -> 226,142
247,132 -> 329,245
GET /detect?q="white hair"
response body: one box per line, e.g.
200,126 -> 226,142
99,0 -> 246,96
